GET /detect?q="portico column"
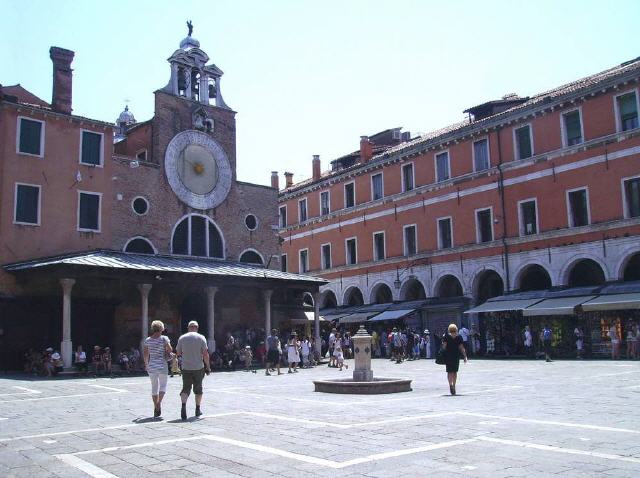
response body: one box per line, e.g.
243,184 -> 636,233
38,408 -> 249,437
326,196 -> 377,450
60,278 -> 75,368
263,290 -> 273,338
138,283 -> 152,352
313,291 -> 321,355
205,286 -> 218,352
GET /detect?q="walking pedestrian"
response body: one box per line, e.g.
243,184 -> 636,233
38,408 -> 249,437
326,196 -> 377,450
542,324 -> 553,362
459,325 -> 470,356
423,330 -> 432,359
609,320 -> 620,360
574,326 -> 584,359
287,332 -> 300,373
143,320 -> 173,418
441,324 -> 467,395
176,320 -> 210,421
265,328 -> 282,375
524,326 -> 533,358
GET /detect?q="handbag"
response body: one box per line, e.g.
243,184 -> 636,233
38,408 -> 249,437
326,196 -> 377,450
435,348 -> 446,365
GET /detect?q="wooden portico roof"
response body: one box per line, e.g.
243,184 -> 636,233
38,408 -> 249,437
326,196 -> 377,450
3,250 -> 328,288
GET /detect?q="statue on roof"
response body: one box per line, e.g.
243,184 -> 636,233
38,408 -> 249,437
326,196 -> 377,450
187,20 -> 193,36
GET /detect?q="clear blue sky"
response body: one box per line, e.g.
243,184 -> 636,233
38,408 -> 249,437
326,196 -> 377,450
2,0 -> 639,186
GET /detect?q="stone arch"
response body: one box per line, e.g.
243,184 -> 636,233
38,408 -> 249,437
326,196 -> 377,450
302,292 -> 314,307
472,268 -> 505,303
616,249 -> 640,281
514,263 -> 552,291
399,277 -> 427,301
239,248 -> 264,265
369,282 -> 394,304
565,258 -> 607,287
319,290 -> 338,309
123,236 -> 156,254
434,274 -> 464,298
343,286 -> 364,307
560,255 -> 608,287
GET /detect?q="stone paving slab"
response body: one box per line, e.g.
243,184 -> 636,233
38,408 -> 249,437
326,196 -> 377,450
1,359 -> 640,477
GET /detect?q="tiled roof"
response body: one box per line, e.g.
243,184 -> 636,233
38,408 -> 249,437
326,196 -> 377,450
3,250 -> 328,285
0,84 -> 50,108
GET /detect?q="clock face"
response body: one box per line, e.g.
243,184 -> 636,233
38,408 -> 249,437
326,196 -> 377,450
165,131 -> 232,209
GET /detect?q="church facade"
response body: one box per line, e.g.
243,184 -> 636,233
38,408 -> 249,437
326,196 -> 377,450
0,29 -> 325,370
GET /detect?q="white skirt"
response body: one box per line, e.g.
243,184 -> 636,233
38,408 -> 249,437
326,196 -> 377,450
287,347 -> 300,363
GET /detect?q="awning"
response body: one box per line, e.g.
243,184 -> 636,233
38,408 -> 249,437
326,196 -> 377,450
580,293 -> 640,311
522,296 -> 596,316
464,298 -> 543,314
338,312 -> 375,324
303,311 -> 325,321
368,309 -> 415,322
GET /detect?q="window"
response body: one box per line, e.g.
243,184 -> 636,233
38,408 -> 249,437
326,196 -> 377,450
80,130 -> 103,166
438,217 -> 452,249
562,109 -> 583,146
299,249 -> 309,273
14,183 -> 40,225
373,232 -> 385,261
519,199 -> 538,236
124,237 -> 155,254
321,243 -> 332,270
344,182 -> 355,208
435,151 -> 450,182
616,91 -> 639,132
280,254 -> 287,272
403,224 -> 417,256
402,163 -> 414,192
239,250 -> 263,264
371,172 -> 383,200
473,138 -> 489,171
567,188 -> 590,227
17,117 -> 44,156
320,191 -> 330,216
279,205 -> 287,228
476,208 -> 493,243
514,124 -> 533,160
78,191 -> 101,231
171,215 -> 224,257
245,214 -> 258,231
623,177 -> 640,218
346,237 -> 357,265
298,198 -> 307,222
136,150 -> 147,162
132,196 -> 149,215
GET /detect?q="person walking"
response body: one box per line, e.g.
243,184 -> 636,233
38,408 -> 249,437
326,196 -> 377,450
574,326 -> 584,359
459,325 -> 470,356
609,320 -> 620,360
524,326 -> 533,358
176,320 -> 210,421
287,332 -> 300,373
441,324 -> 467,395
542,324 -> 553,362
265,328 -> 282,375
143,320 -> 173,418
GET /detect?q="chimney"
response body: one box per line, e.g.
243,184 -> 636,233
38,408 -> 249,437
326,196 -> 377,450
360,136 -> 373,164
312,155 -> 321,181
284,172 -> 293,188
270,171 -> 279,189
50,47 -> 75,115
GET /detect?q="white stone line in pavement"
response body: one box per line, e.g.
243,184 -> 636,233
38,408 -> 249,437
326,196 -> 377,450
622,384 -> 640,389
74,435 -> 204,456
0,386 -> 42,397
459,412 -> 640,434
580,371 -> 640,379
0,391 -> 124,404
477,436 -> 640,464
0,412 -> 242,443
88,384 -> 129,392
56,453 -> 120,478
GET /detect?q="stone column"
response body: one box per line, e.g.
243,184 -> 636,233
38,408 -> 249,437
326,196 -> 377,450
263,290 -> 273,338
205,286 -> 218,352
171,63 -> 179,95
138,284 -> 152,352
60,278 -> 75,368
199,74 -> 208,104
313,291 -> 321,355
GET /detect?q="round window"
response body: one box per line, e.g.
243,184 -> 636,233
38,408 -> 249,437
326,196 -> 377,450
132,197 -> 149,215
245,214 -> 258,231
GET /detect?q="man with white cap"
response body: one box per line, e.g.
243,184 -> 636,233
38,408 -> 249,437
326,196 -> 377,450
176,320 -> 210,420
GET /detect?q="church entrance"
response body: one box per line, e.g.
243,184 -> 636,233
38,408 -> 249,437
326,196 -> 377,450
180,293 -> 207,335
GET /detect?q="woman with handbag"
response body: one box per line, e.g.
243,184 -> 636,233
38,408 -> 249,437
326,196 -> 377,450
143,320 -> 174,417
440,323 -> 467,395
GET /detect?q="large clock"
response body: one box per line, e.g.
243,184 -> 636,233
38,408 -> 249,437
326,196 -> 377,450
164,130 -> 232,209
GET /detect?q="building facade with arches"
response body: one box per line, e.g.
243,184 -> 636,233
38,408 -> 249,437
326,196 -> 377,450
0,30 -> 325,369
278,56 -> 640,338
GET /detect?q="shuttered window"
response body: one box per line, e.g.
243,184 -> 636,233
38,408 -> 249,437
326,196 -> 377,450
371,173 -> 383,200
473,139 -> 489,171
373,232 -> 385,261
438,218 -> 452,249
15,184 -> 40,224
477,209 -> 493,243
81,131 -> 102,165
18,118 -> 43,156
618,92 -> 639,131
520,200 -> 538,235
321,244 -> 331,270
435,152 -> 450,182
515,125 -> 532,159
625,178 -> 640,218
78,192 -> 100,231
402,163 -> 414,191
568,189 -> 589,227
404,225 -> 417,256
563,110 -> 583,146
280,254 -> 287,272
346,238 -> 357,265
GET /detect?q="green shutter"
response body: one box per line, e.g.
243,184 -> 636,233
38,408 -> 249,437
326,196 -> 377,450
619,93 -> 637,117
19,119 -> 42,155
564,111 -> 582,145
16,185 -> 39,224
517,126 -> 532,159
81,131 -> 101,165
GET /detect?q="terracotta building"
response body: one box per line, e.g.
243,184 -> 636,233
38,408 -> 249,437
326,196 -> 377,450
278,57 -> 640,355
0,31 -> 325,370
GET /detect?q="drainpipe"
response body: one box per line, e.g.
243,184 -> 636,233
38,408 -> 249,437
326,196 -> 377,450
496,126 -> 511,292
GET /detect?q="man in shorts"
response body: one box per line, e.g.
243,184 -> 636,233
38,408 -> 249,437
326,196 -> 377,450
177,321 -> 210,420
265,328 -> 281,375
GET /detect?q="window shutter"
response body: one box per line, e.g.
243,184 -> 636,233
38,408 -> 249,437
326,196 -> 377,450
81,131 -> 101,165
619,93 -> 637,118
16,185 -> 39,223
19,119 -> 42,155
79,193 -> 100,230
517,127 -> 532,159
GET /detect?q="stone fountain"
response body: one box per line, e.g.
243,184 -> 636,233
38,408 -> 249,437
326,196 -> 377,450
313,325 -> 412,394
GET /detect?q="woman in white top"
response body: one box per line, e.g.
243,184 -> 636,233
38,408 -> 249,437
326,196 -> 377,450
609,321 -> 620,360
143,320 -> 173,417
523,326 -> 533,358
74,345 -> 87,374
287,332 -> 300,373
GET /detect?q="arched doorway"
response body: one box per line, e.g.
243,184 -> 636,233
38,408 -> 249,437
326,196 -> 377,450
371,283 -> 393,304
436,275 -> 463,298
518,264 -> 552,291
567,259 -> 605,287
343,287 -> 364,307
475,270 -> 504,303
623,253 -> 640,281
400,278 -> 427,301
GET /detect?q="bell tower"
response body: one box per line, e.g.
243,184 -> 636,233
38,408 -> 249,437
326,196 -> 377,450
163,20 -> 229,109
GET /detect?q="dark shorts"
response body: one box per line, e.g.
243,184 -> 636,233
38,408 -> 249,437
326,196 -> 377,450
181,368 -> 205,395
445,360 -> 460,373
267,349 -> 280,364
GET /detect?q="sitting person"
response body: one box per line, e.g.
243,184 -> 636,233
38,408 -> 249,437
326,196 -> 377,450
51,351 -> 64,375
42,348 -> 54,377
75,345 -> 88,374
242,345 -> 253,372
118,351 -> 131,373
92,346 -> 104,375
102,347 -> 113,375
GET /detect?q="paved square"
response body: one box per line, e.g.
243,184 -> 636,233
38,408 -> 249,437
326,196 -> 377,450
1,359 -> 639,477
